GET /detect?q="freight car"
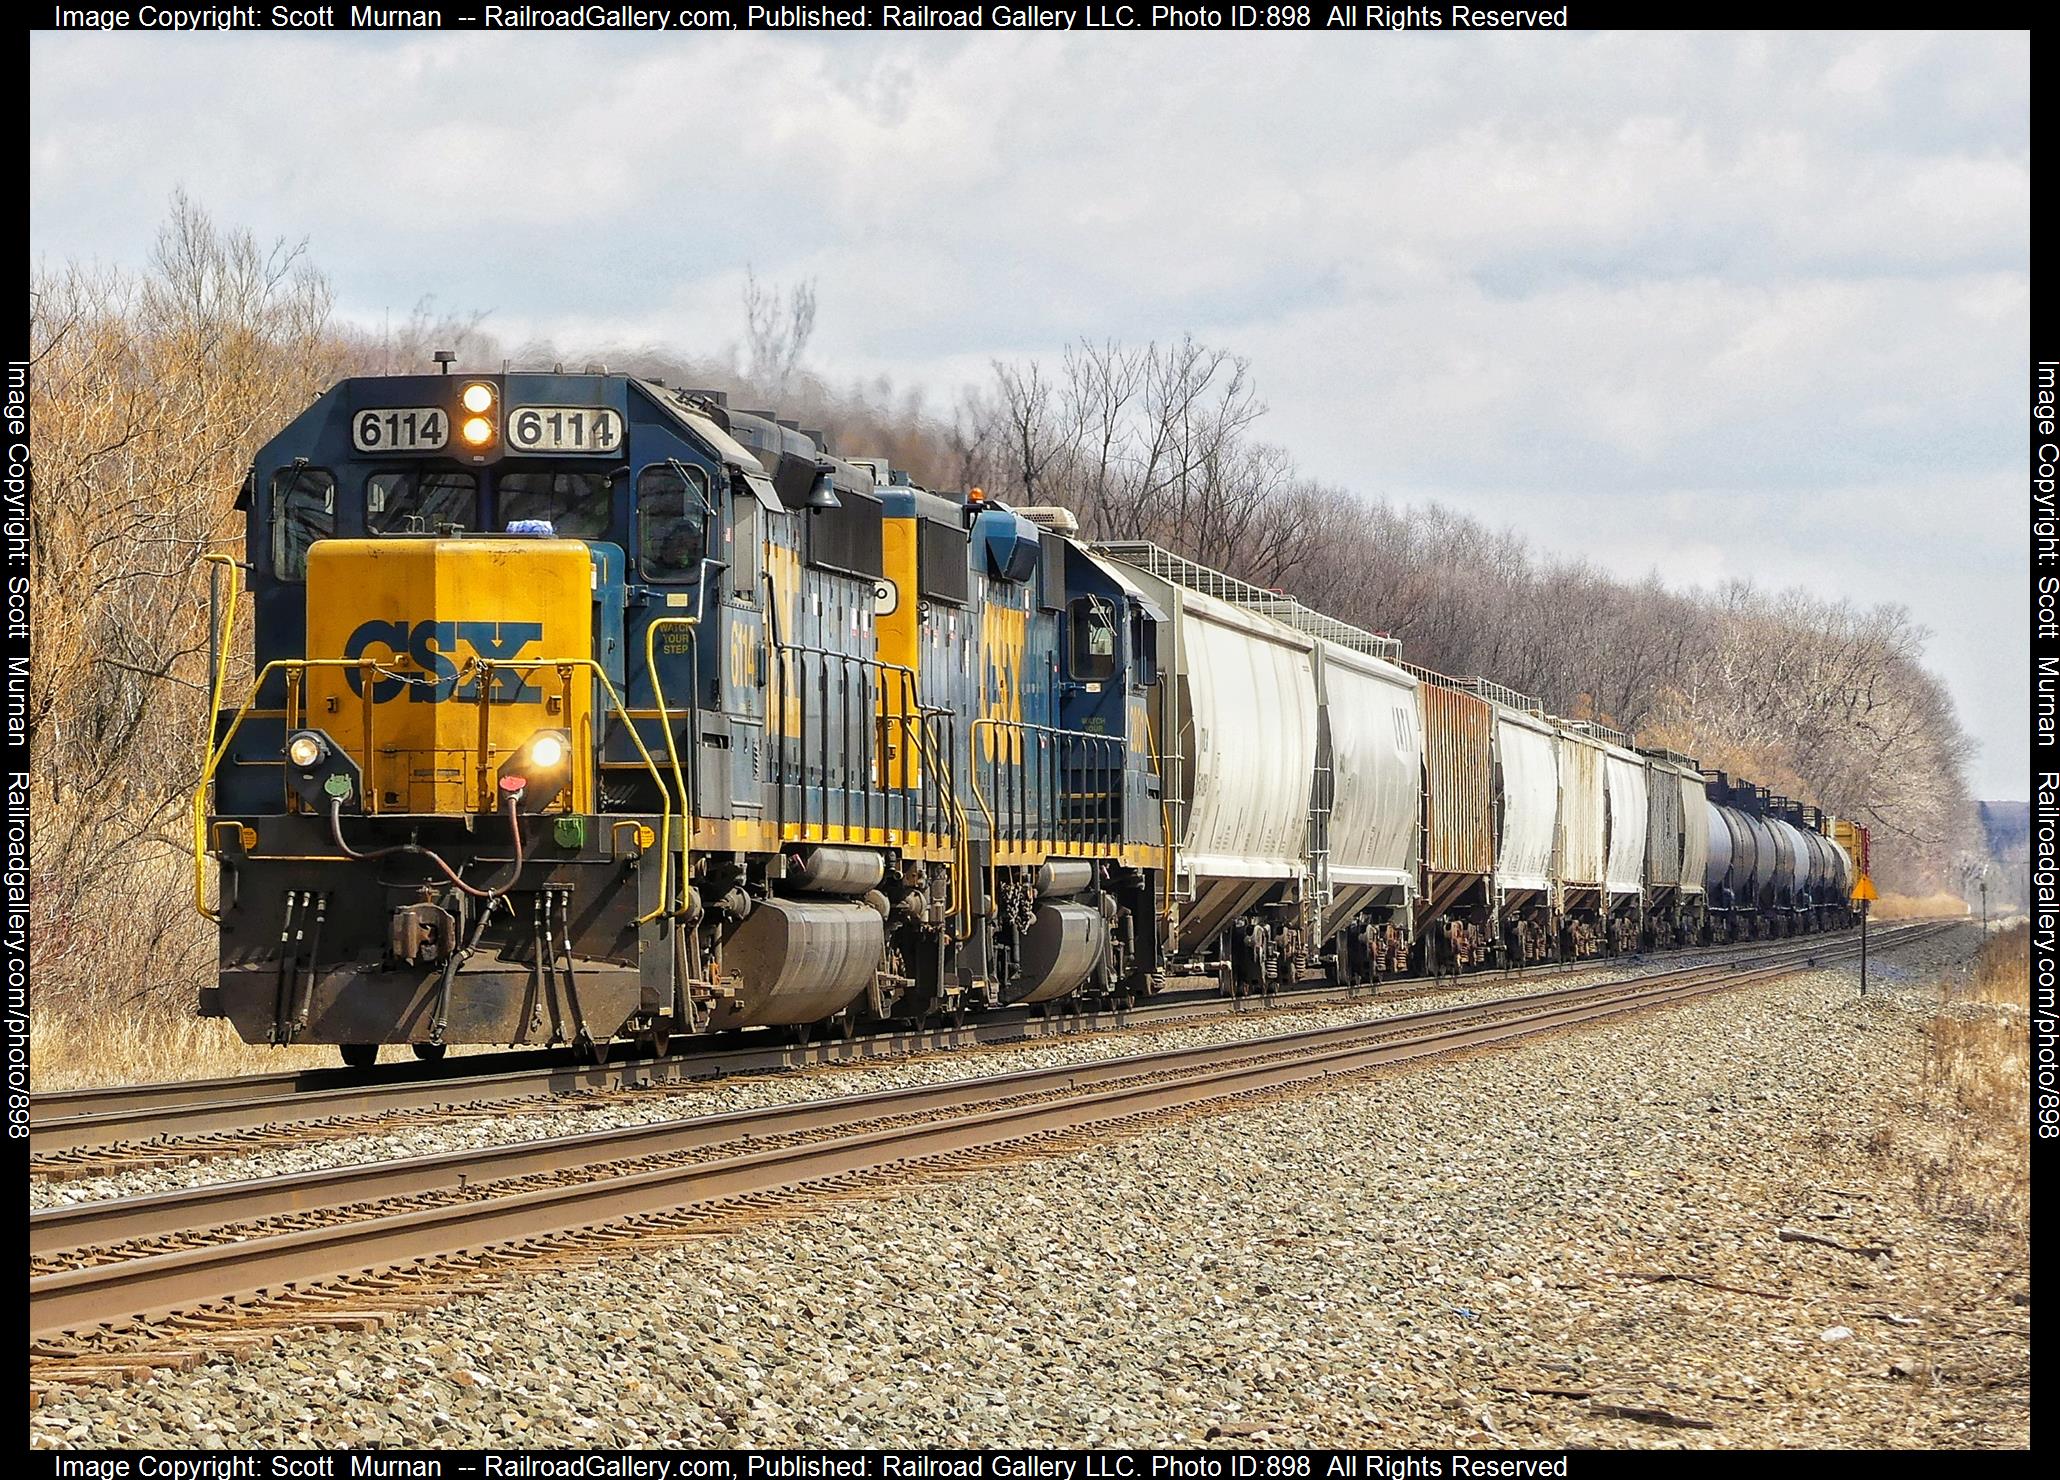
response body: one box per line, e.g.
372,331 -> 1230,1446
193,368 -> 1866,1063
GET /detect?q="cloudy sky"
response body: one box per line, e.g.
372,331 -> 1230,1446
30,28 -> 2029,796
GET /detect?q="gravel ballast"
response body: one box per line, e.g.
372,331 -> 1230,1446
33,940 -> 1844,1210
32,924 -> 2023,1449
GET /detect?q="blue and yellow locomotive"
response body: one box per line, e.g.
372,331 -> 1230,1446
198,370 -> 1169,1064
198,367 -> 1868,1066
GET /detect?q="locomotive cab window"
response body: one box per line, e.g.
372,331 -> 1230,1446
636,464 -> 709,582
497,471 -> 612,539
270,468 -> 335,581
367,470 -> 477,535
1069,595 -> 1119,682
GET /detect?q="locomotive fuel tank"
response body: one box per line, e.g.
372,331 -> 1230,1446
713,897 -> 885,1028
1010,901 -> 1112,1004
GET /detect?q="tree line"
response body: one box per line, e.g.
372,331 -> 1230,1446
26,198 -> 1979,1021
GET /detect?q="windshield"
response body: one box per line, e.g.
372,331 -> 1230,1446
498,471 -> 612,538
368,470 -> 476,534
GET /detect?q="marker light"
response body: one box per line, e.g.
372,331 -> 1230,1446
286,732 -> 327,769
530,733 -> 566,769
461,382 -> 496,414
461,416 -> 495,447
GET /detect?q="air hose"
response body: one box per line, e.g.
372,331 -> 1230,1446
328,785 -> 529,901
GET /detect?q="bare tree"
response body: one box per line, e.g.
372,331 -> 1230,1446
741,267 -> 817,398
30,192 -> 348,1022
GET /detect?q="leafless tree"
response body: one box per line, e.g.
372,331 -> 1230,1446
741,268 -> 817,399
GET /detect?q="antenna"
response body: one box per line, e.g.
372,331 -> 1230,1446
432,350 -> 455,375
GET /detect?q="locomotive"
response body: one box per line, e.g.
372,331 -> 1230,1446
194,368 -> 1866,1065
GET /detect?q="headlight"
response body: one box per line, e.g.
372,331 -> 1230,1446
461,382 -> 496,414
286,731 -> 327,769
496,729 -> 574,812
461,415 -> 495,447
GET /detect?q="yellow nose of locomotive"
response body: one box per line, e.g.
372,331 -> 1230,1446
304,538 -> 595,814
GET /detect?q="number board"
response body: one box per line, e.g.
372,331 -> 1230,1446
352,407 -> 448,452
507,406 -> 623,454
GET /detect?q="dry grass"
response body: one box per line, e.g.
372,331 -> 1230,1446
1872,890 -> 1970,920
29,1008 -> 514,1090
1885,925 -> 2032,1230
30,1009 -> 345,1091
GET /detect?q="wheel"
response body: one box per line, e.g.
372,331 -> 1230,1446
411,1042 -> 447,1063
340,1043 -> 379,1070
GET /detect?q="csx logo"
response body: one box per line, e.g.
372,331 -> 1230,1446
343,620 -> 545,704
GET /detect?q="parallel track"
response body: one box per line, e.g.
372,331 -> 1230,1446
30,925 -> 1889,1163
29,922 -> 1946,1343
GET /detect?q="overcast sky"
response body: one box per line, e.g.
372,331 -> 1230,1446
29,28 -> 2030,797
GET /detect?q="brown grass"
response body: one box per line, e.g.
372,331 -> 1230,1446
1900,925 -> 2031,1228
29,1007 -> 513,1090
30,1009 -> 345,1091
1872,890 -> 1970,920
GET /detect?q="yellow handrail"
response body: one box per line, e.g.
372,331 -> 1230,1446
463,657 -> 676,924
194,656 -> 676,926
642,617 -> 699,918
198,554 -> 241,771
903,705 -> 969,930
966,716 -> 1126,941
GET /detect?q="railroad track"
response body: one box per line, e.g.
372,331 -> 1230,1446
29,925 -> 1893,1170
29,920 -> 1947,1351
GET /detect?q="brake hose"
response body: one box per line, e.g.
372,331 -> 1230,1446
329,791 -> 529,900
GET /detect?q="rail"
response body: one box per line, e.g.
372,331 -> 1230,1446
1562,717 -> 1633,748
28,923 -> 1951,1341
31,921 -> 1936,1160
1398,661 -> 1547,718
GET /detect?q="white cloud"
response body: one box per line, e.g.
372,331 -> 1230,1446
28,27 -> 2030,793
